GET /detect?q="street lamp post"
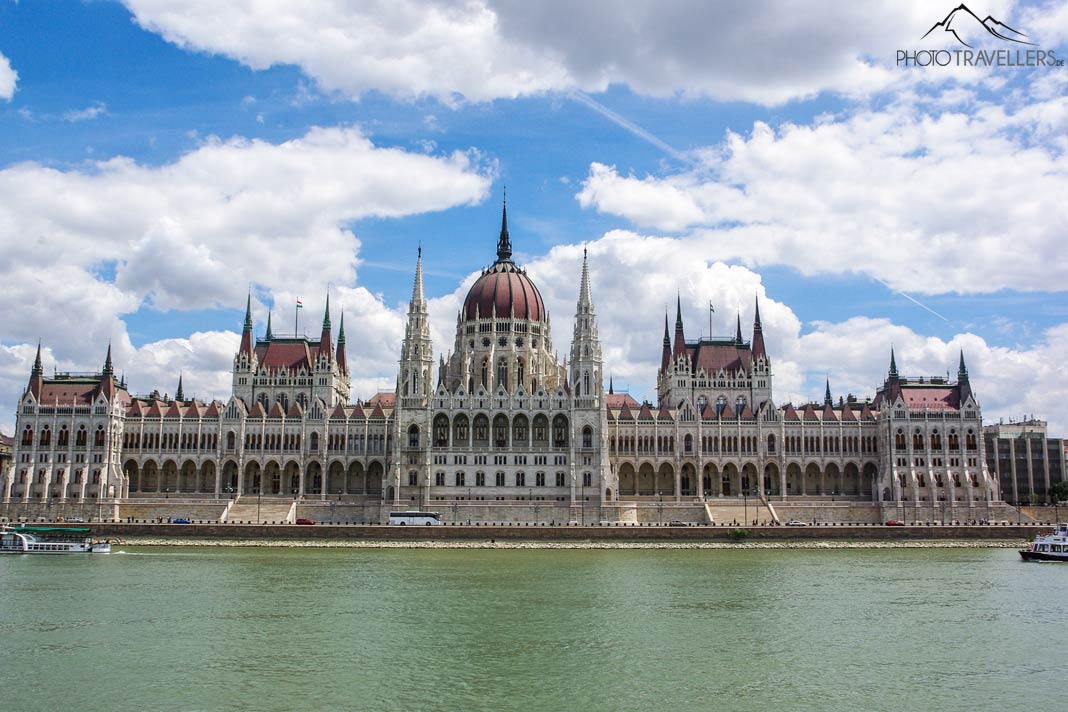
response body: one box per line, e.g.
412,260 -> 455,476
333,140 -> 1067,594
257,489 -> 261,523
658,491 -> 663,525
743,489 -> 748,526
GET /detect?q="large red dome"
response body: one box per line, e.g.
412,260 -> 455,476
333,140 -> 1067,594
463,260 -> 545,322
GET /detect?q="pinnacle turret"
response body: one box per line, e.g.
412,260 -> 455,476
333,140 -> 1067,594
672,294 -> 686,357
889,347 -> 899,381
103,342 -> 114,376
824,378 -> 832,407
265,312 -> 273,340
176,373 -> 184,402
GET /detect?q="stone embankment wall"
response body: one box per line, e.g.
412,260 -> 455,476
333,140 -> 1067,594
60,522 -> 1043,542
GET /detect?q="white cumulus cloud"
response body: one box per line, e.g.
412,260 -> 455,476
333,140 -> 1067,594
0,51 -> 17,100
117,0 -> 1027,105
577,91 -> 1068,294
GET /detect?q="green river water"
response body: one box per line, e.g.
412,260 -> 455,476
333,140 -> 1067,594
1,546 -> 1065,711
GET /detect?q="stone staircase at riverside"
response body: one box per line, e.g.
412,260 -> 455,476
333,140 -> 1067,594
703,500 -> 777,526
224,497 -> 295,524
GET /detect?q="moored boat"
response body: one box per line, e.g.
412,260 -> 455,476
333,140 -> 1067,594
1020,523 -> 1068,562
0,525 -> 111,554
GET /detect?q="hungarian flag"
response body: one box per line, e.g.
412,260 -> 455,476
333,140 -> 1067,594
296,299 -> 303,309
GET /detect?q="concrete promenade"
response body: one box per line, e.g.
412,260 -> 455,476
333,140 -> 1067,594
36,521 -> 1045,542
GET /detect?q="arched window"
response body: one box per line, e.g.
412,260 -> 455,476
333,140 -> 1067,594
58,426 -> 69,447
39,426 -> 51,447
497,358 -> 508,391
21,426 -> 32,446
480,359 -> 488,388
226,431 -> 236,450
582,426 -> 593,449
277,393 -> 289,412
767,434 -> 776,454
965,430 -> 977,450
94,426 -> 105,447
297,393 -> 308,409
257,393 -> 269,409
895,429 -> 906,449
913,430 -> 923,450
552,415 -> 569,447
583,371 -> 590,395
408,424 -> 419,448
309,432 -> 319,451
517,359 -> 525,389
684,433 -> 693,453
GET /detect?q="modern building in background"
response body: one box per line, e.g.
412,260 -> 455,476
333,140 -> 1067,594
984,419 -> 1066,505
2,202 -> 1006,521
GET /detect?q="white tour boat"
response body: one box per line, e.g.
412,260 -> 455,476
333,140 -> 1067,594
1019,523 -> 1068,562
0,525 -> 111,554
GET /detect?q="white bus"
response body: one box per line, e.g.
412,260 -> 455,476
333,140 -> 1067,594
388,511 -> 443,526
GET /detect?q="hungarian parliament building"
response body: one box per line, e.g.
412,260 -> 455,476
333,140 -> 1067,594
1,203 -> 1001,522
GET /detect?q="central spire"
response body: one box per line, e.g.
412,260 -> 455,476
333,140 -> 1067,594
496,190 -> 512,262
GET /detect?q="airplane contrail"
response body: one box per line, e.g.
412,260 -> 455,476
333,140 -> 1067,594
872,276 -> 950,322
569,90 -> 690,163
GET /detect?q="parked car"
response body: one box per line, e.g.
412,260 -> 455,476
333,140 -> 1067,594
65,517 -> 86,523
296,518 -> 315,525
884,519 -> 906,526
668,520 -> 687,526
173,518 -> 192,524
784,520 -> 808,526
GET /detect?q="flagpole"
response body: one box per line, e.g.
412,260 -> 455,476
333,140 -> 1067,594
295,301 -> 299,337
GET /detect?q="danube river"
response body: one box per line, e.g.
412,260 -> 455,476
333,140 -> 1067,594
2,546 -> 1065,711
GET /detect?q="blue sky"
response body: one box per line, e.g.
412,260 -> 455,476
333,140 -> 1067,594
0,0 -> 1066,433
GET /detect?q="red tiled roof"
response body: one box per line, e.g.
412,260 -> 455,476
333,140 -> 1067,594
249,402 -> 266,418
802,404 -> 819,421
330,403 -> 348,420
637,403 -> 654,420
617,402 -> 634,420
204,401 -> 221,417
657,405 -> 673,421
687,341 -> 753,374
738,404 -> 755,419
254,339 -> 321,372
841,404 -> 857,421
822,404 -> 837,422
287,402 -> 303,418
606,393 -> 639,409
783,404 -> 800,421
268,402 -> 286,418
719,404 -> 736,420
369,392 -> 395,408
369,402 -> 386,418
901,386 -> 959,411
38,382 -> 99,405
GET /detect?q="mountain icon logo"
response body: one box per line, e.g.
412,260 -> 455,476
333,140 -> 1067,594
921,4 -> 1036,48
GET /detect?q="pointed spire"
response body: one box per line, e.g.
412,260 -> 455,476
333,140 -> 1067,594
28,340 -> 44,398
176,373 -> 184,402
577,244 -> 593,312
661,311 -> 672,372
336,313 -> 347,374
672,294 -> 686,357
103,342 -> 114,376
824,378 -> 832,407
889,346 -> 899,380
752,295 -> 767,361
957,349 -> 968,381
265,312 -> 273,340
735,313 -> 743,344
411,245 -> 425,304
239,292 -> 254,356
609,375 -> 614,395
319,292 -> 333,363
496,190 -> 512,262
